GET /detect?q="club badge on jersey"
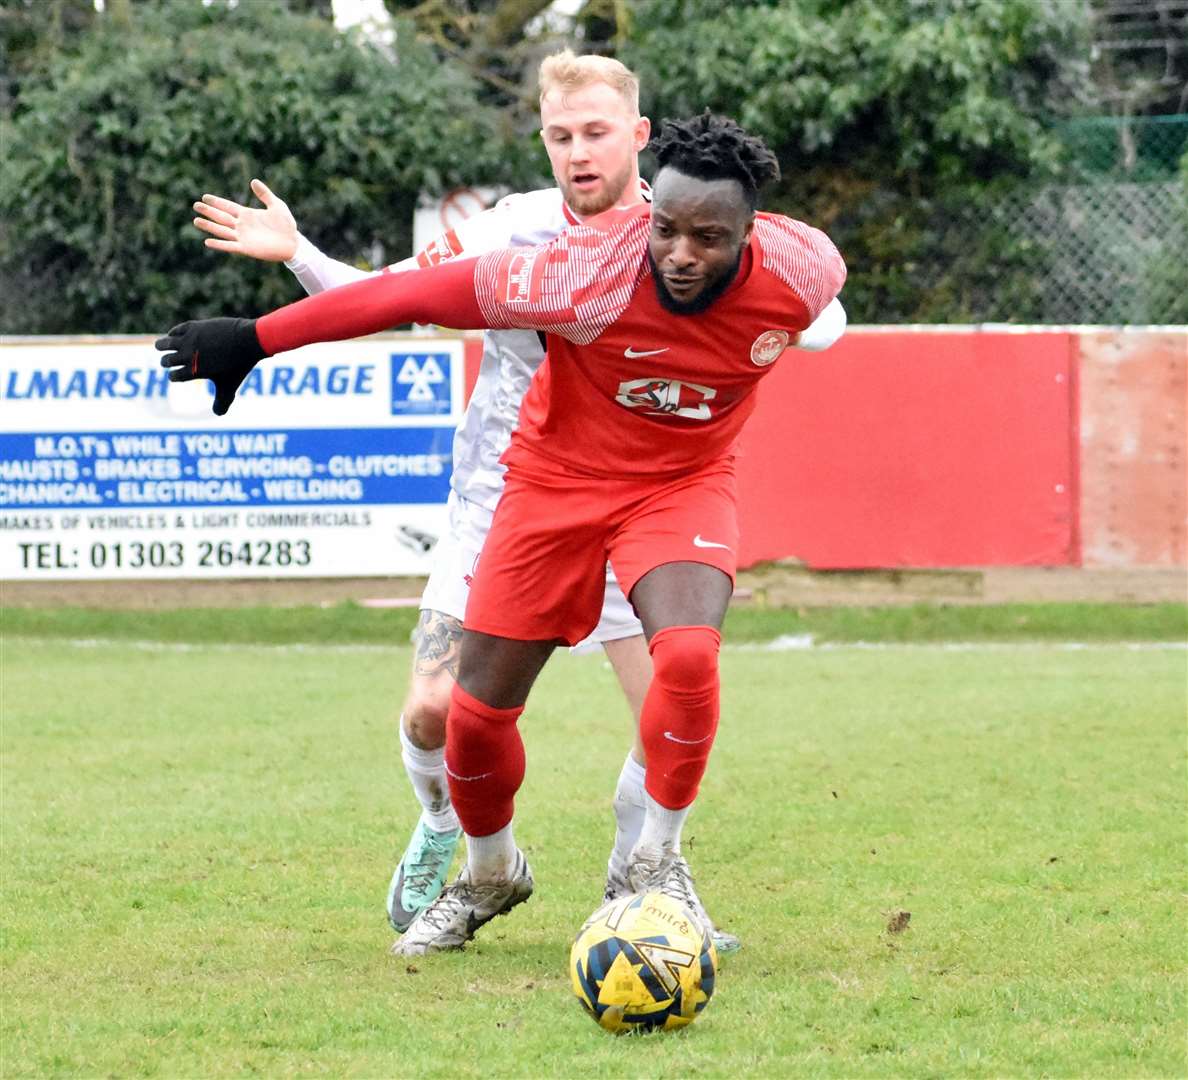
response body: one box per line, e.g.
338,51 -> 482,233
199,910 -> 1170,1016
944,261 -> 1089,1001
750,329 -> 790,367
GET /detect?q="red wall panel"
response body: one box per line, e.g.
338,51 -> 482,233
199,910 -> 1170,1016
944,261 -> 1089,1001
734,330 -> 1078,569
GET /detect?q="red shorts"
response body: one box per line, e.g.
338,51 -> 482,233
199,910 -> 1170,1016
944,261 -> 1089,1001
464,457 -> 739,645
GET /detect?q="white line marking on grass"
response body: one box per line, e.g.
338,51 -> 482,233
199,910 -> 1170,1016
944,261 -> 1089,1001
731,637 -> 1187,652
11,637 -> 401,655
753,633 -> 816,650
10,637 -> 1187,655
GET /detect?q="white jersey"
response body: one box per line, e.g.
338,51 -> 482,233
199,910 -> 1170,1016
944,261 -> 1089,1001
285,188 -> 583,511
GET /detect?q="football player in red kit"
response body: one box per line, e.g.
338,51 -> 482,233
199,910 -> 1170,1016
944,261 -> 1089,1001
157,113 -> 846,955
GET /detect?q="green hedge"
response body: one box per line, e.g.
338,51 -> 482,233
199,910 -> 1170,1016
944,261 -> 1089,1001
0,1 -> 532,334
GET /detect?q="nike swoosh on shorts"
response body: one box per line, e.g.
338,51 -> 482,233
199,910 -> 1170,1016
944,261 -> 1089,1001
693,534 -> 731,550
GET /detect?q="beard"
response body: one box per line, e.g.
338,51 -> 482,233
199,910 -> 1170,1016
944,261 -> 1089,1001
647,246 -> 745,316
561,158 -> 634,217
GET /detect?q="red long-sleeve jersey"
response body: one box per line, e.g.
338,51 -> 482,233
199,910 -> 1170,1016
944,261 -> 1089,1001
256,205 -> 845,478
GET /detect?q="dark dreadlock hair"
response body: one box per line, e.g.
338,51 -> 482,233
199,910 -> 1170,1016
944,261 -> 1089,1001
648,112 -> 780,211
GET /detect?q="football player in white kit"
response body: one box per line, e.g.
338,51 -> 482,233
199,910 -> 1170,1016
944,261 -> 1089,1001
192,51 -> 748,953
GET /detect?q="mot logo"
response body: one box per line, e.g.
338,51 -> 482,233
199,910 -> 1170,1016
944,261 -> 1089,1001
391,352 -> 451,415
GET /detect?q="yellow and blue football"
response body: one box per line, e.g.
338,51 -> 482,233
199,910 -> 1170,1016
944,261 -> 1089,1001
569,890 -> 717,1034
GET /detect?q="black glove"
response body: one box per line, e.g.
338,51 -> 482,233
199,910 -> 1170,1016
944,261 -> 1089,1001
155,317 -> 267,416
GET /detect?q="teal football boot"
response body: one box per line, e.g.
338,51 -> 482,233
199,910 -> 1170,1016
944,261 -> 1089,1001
386,820 -> 463,933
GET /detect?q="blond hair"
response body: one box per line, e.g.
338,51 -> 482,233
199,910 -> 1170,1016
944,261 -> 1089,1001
538,49 -> 640,116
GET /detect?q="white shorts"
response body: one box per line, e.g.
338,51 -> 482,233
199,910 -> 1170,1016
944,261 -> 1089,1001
420,490 -> 643,648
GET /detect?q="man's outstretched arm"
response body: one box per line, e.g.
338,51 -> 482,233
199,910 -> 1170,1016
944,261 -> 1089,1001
192,178 -> 522,296
155,255 -> 491,415
159,215 -> 639,414
256,255 -> 489,352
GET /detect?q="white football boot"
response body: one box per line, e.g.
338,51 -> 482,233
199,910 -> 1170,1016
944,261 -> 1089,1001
602,856 -> 631,904
390,848 -> 534,956
625,849 -> 741,955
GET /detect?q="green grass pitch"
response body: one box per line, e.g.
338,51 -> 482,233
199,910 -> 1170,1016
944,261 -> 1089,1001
2,614 -> 1185,1076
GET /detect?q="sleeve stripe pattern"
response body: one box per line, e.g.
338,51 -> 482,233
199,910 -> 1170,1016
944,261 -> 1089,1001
755,216 -> 847,322
473,217 -> 651,345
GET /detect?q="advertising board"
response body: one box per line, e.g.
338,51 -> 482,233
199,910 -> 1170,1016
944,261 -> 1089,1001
0,335 -> 464,580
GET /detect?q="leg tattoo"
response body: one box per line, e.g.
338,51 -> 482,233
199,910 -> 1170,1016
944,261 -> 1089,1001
413,610 -> 464,680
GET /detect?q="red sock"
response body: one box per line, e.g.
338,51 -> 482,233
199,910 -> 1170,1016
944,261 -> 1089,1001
640,625 -> 721,810
444,684 -> 525,837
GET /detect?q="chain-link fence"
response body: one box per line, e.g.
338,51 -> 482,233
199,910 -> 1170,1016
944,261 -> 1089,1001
918,115 -> 1187,325
996,178 -> 1183,325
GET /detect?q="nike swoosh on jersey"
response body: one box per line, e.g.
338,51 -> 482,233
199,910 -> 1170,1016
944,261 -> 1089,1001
663,730 -> 713,745
624,346 -> 669,358
692,534 -> 731,550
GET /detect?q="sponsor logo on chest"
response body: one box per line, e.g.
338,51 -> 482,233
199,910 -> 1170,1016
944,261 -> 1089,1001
615,377 -> 717,421
613,326 -> 782,421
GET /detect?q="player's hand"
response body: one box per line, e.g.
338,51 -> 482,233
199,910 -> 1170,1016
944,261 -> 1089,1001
192,178 -> 299,263
155,317 -> 267,416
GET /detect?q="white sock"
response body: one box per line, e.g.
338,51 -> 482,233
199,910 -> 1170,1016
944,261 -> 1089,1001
634,792 -> 691,860
466,823 -> 517,881
400,720 -> 459,834
609,753 -> 646,877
